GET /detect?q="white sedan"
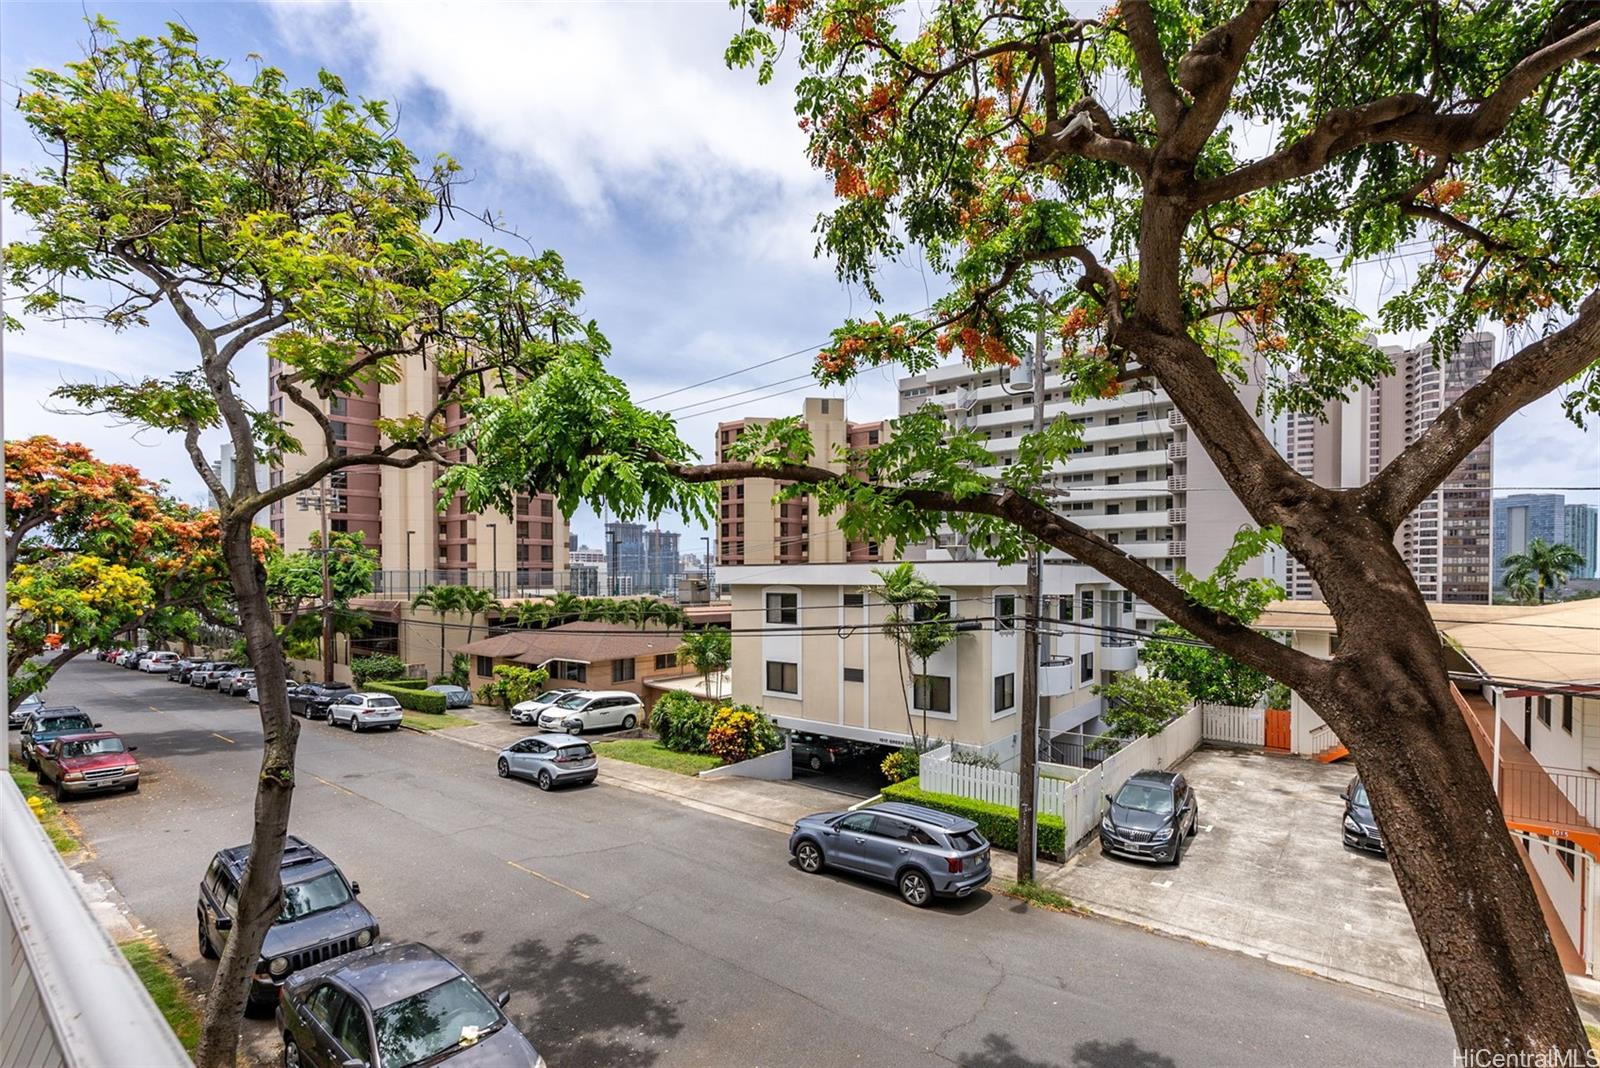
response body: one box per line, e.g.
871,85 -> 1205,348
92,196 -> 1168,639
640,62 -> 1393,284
327,693 -> 404,732
510,689 -> 576,726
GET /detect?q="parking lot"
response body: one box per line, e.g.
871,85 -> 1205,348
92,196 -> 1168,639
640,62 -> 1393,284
1049,747 -> 1437,1005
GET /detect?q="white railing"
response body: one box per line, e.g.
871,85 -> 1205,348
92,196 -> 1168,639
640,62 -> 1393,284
1,775 -> 189,1067
1201,702 -> 1266,747
1309,722 -> 1340,755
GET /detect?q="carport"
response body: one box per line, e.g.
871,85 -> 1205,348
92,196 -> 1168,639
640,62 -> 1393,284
774,720 -> 900,800
1047,747 -> 1437,1005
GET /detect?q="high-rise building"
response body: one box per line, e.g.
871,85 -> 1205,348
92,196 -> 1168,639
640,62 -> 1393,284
1282,333 -> 1495,603
1564,504 -> 1599,580
897,353 -> 1277,634
1494,493 -> 1567,589
643,528 -> 682,594
605,521 -> 646,595
211,441 -> 270,527
267,351 -> 569,597
715,397 -> 888,566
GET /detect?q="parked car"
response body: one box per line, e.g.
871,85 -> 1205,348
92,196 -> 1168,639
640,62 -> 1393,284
217,669 -> 255,696
427,683 -> 474,710
198,835 -> 378,1014
290,682 -> 354,720
123,648 -> 151,669
35,731 -> 140,800
1342,776 -> 1385,854
510,689 -> 575,726
248,681 -> 296,705
166,659 -> 194,681
138,651 -> 178,673
496,734 -> 598,791
327,693 -> 404,733
1099,770 -> 1198,866
277,942 -> 542,1068
789,801 -> 992,907
18,707 -> 99,771
535,690 -> 642,735
10,693 -> 44,730
790,732 -> 863,773
175,659 -> 212,683
193,661 -> 239,689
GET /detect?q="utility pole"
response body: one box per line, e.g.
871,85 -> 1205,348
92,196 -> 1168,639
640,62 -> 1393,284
315,480 -> 334,684
703,534 -> 714,603
1016,288 -> 1048,884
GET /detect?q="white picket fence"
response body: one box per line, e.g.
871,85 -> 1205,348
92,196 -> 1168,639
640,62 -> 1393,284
921,707 -> 1204,851
1200,702 -> 1265,747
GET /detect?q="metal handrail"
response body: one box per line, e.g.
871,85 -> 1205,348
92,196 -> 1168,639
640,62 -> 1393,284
0,776 -> 189,1066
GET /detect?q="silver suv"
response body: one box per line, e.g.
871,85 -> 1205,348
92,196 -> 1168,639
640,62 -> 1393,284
788,801 -> 992,907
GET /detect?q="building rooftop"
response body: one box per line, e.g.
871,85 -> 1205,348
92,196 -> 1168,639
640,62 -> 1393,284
457,621 -> 681,667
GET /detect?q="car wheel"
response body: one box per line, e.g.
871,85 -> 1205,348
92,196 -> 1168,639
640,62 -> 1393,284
198,916 -> 217,959
53,778 -> 68,803
1170,838 -> 1183,866
567,723 -> 582,736
898,869 -> 932,907
283,1036 -> 302,1068
795,840 -> 823,873
1187,815 -> 1198,839
809,755 -> 822,771
497,758 -> 510,778
621,713 -> 637,730
537,769 -> 554,791
350,716 -> 360,732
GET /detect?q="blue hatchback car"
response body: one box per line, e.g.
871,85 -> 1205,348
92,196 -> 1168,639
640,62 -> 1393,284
788,801 -> 992,907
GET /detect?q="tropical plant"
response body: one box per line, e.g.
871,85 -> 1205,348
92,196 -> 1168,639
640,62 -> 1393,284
447,653 -> 471,690
3,22 -> 607,1063
679,627 -> 732,700
1501,538 -> 1587,604
477,664 -> 551,710
1140,623 -> 1276,707
1092,676 -> 1192,740
649,691 -> 717,754
871,564 -> 958,749
705,704 -> 783,763
409,585 -> 492,675
351,655 -> 406,688
880,746 -> 919,785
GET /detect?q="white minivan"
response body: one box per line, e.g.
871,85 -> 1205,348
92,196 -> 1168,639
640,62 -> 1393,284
536,691 -> 643,734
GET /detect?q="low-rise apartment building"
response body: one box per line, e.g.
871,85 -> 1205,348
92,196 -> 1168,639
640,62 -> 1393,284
723,559 -> 1144,756
457,621 -> 688,711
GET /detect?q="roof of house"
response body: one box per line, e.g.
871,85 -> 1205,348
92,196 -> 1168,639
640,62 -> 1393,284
1256,598 -> 1600,685
456,622 -> 681,668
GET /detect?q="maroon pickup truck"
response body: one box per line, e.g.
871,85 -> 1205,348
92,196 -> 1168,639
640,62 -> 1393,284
36,731 -> 141,801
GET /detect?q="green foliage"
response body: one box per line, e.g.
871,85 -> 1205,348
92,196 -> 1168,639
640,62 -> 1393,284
1141,624 -> 1275,707
1175,527 -> 1284,623
1092,675 -> 1192,739
365,681 -> 446,714
705,705 -> 783,763
1266,682 -> 1292,710
880,746 -> 920,784
351,654 -> 406,688
678,627 -> 731,696
649,690 -> 716,754
383,677 -> 427,690
880,778 -> 1065,856
478,664 -> 550,710
1501,538 -> 1587,603
447,653 -> 471,689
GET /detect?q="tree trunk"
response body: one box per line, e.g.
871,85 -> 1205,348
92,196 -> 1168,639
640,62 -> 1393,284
1296,527 -> 1585,1057
194,521 -> 301,1068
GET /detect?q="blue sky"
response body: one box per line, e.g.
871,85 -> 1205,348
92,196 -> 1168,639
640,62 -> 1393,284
3,2 -> 1596,549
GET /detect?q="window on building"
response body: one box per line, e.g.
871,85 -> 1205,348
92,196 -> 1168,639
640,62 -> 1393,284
476,656 -> 494,678
994,673 -> 1016,714
1559,841 -> 1577,878
554,661 -> 587,682
1081,590 -> 1095,620
541,545 -> 553,562
765,660 -> 799,694
329,395 -> 347,415
329,421 -> 347,441
655,653 -> 677,670
766,591 -> 798,625
1562,696 -> 1574,734
1080,651 -> 1095,683
843,592 -> 864,608
912,674 -> 952,714
540,498 -> 553,517
913,595 -> 952,623
1058,596 -> 1073,622
541,522 -> 553,539
612,659 -> 635,683
1538,697 -> 1552,727
842,667 -> 864,682
994,594 -> 1016,631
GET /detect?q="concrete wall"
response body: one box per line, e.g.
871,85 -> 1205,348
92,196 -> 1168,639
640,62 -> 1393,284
697,744 -> 793,781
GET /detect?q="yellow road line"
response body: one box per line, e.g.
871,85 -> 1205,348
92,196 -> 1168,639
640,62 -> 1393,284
507,860 -> 589,901
312,775 -> 354,796
211,732 -> 235,744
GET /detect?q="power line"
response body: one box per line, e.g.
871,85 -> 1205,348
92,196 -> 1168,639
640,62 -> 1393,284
667,373 -> 818,417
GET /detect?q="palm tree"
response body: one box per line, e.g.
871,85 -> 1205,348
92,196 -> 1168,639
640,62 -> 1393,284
597,598 -> 631,625
680,627 -> 731,701
548,592 -> 585,626
577,597 -> 612,623
454,587 -> 498,645
1501,538 -> 1586,603
412,585 -> 465,676
871,563 -> 957,749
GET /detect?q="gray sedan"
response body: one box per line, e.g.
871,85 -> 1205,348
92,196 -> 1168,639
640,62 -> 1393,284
496,734 -> 597,790
426,684 -> 474,710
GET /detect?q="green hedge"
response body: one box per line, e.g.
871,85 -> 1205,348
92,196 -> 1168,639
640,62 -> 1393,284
880,777 -> 1065,857
381,677 -> 428,690
365,681 -> 446,713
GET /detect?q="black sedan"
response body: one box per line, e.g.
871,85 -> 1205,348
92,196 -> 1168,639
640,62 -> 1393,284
1342,776 -> 1385,854
1099,770 -> 1198,865
289,682 -> 354,720
278,941 -> 543,1068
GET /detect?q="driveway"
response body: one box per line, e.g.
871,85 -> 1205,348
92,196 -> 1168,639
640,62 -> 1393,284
1048,747 -> 1436,1006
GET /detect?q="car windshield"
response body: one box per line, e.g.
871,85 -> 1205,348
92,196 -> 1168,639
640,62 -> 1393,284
554,693 -> 589,710
1114,782 -> 1175,815
277,870 -> 351,922
1352,783 -> 1370,807
368,697 -> 401,709
374,975 -> 501,1068
41,715 -> 93,733
60,737 -> 126,758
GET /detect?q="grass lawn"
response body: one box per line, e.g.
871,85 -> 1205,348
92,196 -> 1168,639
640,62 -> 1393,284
119,940 -> 201,1052
401,711 -> 475,731
591,739 -> 722,776
9,759 -> 80,854
1000,880 -> 1077,913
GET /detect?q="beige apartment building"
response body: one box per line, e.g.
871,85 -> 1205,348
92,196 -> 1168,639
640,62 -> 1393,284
715,397 -> 888,566
267,350 -> 569,600
1282,332 -> 1494,603
725,559 -> 1139,756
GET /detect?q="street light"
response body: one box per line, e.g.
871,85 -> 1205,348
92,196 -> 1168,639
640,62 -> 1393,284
485,522 -> 498,598
405,530 -> 416,597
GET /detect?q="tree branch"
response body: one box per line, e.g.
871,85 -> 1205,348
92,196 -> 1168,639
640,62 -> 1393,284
1167,0 -> 1279,161
1360,291 -> 1600,528
1121,3 -> 1182,134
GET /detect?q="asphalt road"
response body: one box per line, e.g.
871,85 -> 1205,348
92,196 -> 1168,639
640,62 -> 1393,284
30,661 -> 1453,1067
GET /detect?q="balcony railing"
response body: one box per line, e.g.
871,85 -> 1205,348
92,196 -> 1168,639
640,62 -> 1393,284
1168,439 -> 1187,460
1167,508 -> 1187,525
1166,408 -> 1186,427
1168,474 -> 1187,491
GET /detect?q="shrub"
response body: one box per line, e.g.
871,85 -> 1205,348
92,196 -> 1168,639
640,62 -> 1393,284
880,777 -> 1065,856
1092,674 -> 1191,738
880,746 -> 919,784
649,690 -> 714,753
949,743 -> 1000,769
351,654 -> 406,687
365,680 -> 446,714
448,653 -> 471,689
382,676 -> 427,690
705,705 -> 782,764
477,664 -> 550,710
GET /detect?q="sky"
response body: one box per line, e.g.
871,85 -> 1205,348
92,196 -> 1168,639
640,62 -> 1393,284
2,1 -> 1596,550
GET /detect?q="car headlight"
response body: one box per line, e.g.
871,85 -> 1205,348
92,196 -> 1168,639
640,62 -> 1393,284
1343,816 -> 1362,834
1151,827 -> 1174,842
356,929 -> 373,947
1100,815 -> 1115,833
268,956 -> 290,977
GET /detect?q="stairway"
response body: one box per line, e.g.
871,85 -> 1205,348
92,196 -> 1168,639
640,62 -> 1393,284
1314,744 -> 1350,763
1310,723 -> 1349,763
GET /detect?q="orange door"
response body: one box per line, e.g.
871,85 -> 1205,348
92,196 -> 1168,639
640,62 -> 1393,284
1265,707 -> 1292,751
